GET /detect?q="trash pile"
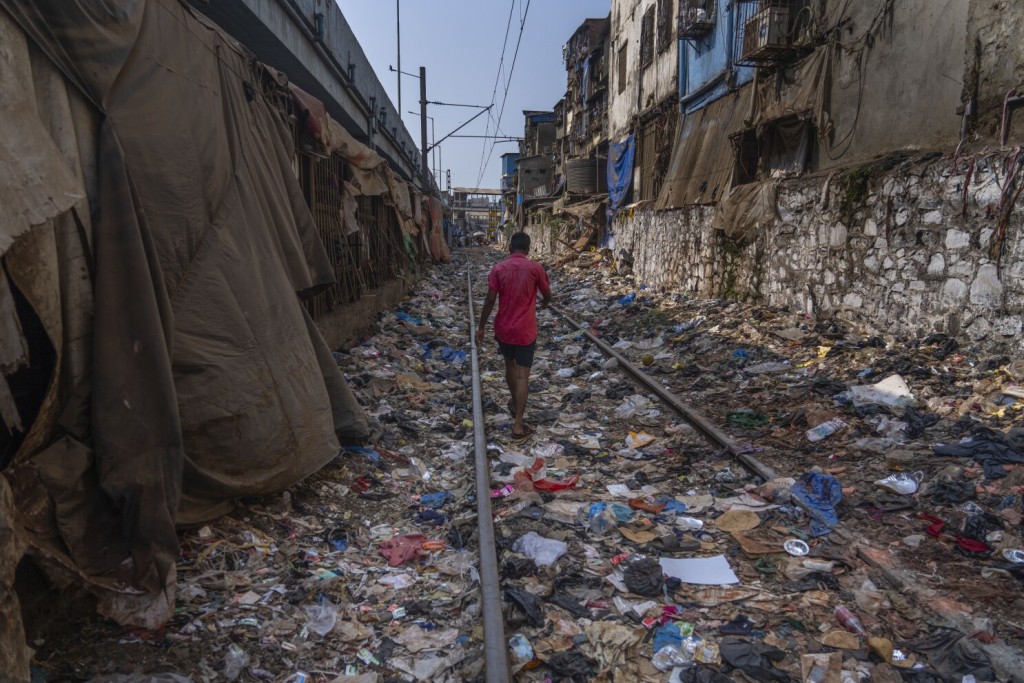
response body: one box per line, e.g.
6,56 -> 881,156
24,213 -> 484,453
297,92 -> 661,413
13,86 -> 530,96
26,247 -> 1024,682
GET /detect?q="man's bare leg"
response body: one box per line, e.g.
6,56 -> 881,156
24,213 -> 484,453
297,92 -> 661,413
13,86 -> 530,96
512,364 -> 530,435
504,356 -> 517,413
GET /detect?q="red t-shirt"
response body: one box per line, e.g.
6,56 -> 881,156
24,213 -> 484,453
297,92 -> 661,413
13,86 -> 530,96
487,253 -> 550,345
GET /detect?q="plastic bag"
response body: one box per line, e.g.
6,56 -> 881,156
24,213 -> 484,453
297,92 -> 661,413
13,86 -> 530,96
652,645 -> 692,672
615,395 -> 652,419
512,531 -> 568,567
622,555 -> 664,596
304,602 -> 338,636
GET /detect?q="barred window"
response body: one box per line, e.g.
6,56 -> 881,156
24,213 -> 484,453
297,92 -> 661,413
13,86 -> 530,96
640,6 -> 655,68
656,0 -> 673,52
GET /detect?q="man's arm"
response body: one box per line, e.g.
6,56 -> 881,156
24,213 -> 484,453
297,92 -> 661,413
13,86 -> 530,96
539,288 -> 552,308
476,290 -> 498,345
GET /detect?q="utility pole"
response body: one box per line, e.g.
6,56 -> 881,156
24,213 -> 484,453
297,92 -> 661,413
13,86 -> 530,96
396,0 -> 401,115
419,66 -> 430,194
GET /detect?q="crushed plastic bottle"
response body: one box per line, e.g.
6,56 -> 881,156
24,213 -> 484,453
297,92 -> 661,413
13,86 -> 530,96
508,633 -> 534,663
806,418 -> 847,442
676,517 -> 704,530
223,644 -> 249,681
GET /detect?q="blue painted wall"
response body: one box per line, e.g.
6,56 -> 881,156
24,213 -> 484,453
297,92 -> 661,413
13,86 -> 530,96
501,153 -> 520,177
678,0 -> 754,113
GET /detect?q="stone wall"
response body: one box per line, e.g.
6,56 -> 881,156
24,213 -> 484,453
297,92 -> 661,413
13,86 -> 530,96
610,155 -> 1024,352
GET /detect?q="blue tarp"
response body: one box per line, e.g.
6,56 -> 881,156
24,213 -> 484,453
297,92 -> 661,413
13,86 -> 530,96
607,135 -> 634,214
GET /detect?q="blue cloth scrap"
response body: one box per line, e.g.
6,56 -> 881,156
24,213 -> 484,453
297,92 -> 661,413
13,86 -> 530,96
396,311 -> 422,325
609,503 -> 634,522
790,472 -> 843,536
343,446 -> 381,463
618,292 -> 636,306
656,497 -> 689,514
420,491 -> 454,509
653,623 -> 683,653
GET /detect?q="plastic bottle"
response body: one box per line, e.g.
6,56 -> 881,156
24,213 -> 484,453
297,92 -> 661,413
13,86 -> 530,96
588,502 -> 609,535
224,644 -> 249,681
834,605 -> 868,637
676,517 -> 704,531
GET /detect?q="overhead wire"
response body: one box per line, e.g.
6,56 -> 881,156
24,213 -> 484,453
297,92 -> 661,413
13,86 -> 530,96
474,0 -> 518,187
476,0 -> 532,187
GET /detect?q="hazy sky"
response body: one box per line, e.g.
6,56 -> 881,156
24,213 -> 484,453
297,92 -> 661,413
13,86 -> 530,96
338,0 -> 610,190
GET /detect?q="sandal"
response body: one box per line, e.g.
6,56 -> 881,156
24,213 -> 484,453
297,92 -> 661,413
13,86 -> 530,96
510,425 -> 534,442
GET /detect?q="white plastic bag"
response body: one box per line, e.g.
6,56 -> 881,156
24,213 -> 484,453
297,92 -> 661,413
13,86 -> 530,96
512,531 -> 568,567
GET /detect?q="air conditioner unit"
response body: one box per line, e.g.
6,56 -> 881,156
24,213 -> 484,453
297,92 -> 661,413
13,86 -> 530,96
741,5 -> 791,63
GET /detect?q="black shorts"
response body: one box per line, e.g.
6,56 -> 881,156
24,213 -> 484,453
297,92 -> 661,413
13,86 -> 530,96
496,338 -> 537,368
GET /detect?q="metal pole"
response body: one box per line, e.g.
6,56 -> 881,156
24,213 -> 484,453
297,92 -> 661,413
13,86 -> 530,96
432,118 -> 437,187
419,66 -> 430,193
396,0 -> 401,116
467,274 -> 512,683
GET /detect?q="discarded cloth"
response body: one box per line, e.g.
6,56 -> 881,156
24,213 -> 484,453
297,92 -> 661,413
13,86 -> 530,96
718,637 -> 789,682
379,534 -> 428,567
932,430 -> 1024,479
790,473 -> 843,536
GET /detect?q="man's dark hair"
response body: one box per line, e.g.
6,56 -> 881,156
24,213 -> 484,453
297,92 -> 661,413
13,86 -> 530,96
509,232 -> 530,253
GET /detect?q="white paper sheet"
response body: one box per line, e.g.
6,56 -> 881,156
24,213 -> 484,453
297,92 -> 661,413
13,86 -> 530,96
659,555 -> 739,585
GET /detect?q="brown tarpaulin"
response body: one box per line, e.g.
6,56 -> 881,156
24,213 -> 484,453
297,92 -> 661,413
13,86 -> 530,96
655,87 -> 753,209
712,180 -> 779,243
0,0 -> 368,626
749,45 -> 834,138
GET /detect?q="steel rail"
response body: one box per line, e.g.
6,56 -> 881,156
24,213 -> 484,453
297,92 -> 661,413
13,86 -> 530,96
549,304 -> 779,483
467,274 -> 511,683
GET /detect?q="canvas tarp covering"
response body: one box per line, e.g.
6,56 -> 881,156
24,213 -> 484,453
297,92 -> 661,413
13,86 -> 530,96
749,45 -> 834,139
0,0 -> 368,625
712,180 -> 779,243
656,87 -> 752,209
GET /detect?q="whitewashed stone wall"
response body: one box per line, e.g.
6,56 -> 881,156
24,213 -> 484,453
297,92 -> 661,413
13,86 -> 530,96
610,157 -> 1024,352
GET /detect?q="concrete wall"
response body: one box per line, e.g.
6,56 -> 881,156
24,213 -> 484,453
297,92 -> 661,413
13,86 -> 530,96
818,0 -> 968,169
610,158 -> 1024,352
609,0 -> 679,140
965,0 -> 1024,141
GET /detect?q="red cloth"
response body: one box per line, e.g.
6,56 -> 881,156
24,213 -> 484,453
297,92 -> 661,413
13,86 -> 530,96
487,254 -> 550,345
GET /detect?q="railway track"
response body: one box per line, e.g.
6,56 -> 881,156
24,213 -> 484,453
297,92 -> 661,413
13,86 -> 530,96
465,269 -> 781,682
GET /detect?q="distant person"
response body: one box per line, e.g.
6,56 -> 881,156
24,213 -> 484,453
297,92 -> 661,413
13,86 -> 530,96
476,232 -> 552,440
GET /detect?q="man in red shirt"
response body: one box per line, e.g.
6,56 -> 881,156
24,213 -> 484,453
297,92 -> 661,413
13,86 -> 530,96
476,232 -> 552,440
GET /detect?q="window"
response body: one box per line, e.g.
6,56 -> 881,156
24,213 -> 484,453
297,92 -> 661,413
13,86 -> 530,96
617,42 -> 628,94
640,6 -> 655,68
656,0 -> 674,52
